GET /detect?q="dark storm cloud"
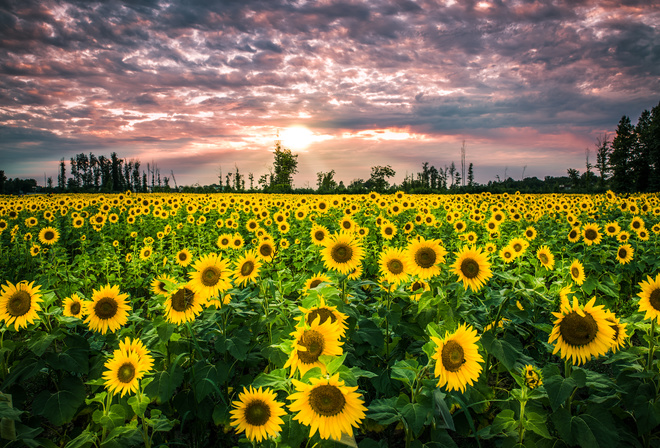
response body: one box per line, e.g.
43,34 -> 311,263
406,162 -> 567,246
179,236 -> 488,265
1,0 -> 659,184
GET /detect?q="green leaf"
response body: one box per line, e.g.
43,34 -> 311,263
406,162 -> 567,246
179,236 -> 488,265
401,402 -> 430,437
225,327 -> 252,361
144,365 -> 184,404
252,369 -> 289,392
319,353 -> 347,375
0,401 -> 22,421
480,331 -> 522,371
524,412 -> 551,439
581,409 -> 620,448
490,409 -> 517,435
28,331 -> 57,356
432,390 -> 455,431
33,376 -> 85,426
127,394 -> 149,418
354,318 -> 384,351
391,359 -> 419,387
44,336 -> 89,375
582,276 -> 598,295
543,374 -> 577,412
64,429 -> 97,448
194,361 -> 228,402
93,404 -> 126,431
368,397 -> 402,426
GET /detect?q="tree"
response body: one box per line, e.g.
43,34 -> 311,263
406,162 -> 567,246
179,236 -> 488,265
367,165 -> 395,192
58,159 -> 66,191
111,152 -> 123,191
271,141 -> 298,191
567,168 -> 580,190
467,163 -> 475,187
634,109 -> 653,192
0,170 -> 6,194
316,170 -> 337,192
594,134 -> 610,189
609,115 -> 636,193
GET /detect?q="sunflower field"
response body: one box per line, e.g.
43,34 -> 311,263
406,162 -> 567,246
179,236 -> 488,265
0,190 -> 659,448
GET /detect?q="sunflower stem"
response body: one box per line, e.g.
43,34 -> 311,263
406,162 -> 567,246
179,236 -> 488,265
564,360 -> 573,413
647,319 -> 656,373
518,386 -> 527,444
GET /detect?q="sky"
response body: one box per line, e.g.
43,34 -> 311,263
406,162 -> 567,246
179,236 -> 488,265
1,0 -> 659,189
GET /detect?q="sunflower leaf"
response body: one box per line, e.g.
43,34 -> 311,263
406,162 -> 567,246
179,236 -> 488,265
32,376 -> 85,426
480,331 -> 522,371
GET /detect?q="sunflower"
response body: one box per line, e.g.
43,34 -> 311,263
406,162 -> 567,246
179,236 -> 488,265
379,247 -> 409,285
431,323 -> 484,393
189,253 -> 231,301
102,339 -> 153,397
29,244 -> 41,257
524,226 -> 537,240
288,374 -> 367,440
567,228 -> 580,243
451,246 -> 492,292
536,246 -> 555,270
303,273 -> 332,293
637,274 -> 660,322
499,246 -> 515,263
283,318 -> 343,377
615,244 -> 634,265
164,283 -> 203,325
523,365 -> 543,390
405,237 -> 447,279
582,223 -> 602,246
139,246 -> 153,261
408,280 -> 429,301
509,238 -> 528,258
256,240 -> 276,261
62,293 -> 86,318
617,231 -> 631,243
38,227 -> 60,245
604,310 -> 627,353
297,297 -> 349,337
310,224 -> 330,246
630,216 -> 645,232
232,250 -> 262,287
0,281 -> 43,330
380,223 -> 397,240
83,284 -> 130,334
151,274 -> 177,297
548,296 -> 615,365
638,229 -> 650,241
321,232 -> 364,275
604,222 -> 621,237
569,259 -> 585,286
230,386 -> 287,443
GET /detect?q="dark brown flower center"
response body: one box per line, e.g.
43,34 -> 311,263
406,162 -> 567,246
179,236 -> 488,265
297,330 -> 325,364
342,221 -> 351,229
308,384 -> 346,417
384,226 -> 393,235
460,259 -> 480,279
44,231 -> 55,241
178,252 -> 188,261
94,297 -> 118,320
330,243 -> 353,264
607,226 -> 615,233
309,279 -> 323,289
569,230 -> 578,239
571,267 -> 580,279
307,308 -> 337,326
618,248 -> 627,259
411,281 -> 424,292
8,291 -> 31,317
314,231 -> 325,241
539,253 -> 549,264
650,289 -> 660,311
584,229 -> 597,240
387,258 -> 404,275
240,261 -> 254,277
70,302 -> 81,315
201,266 -> 222,287
117,362 -> 136,384
244,399 -> 271,426
414,247 -> 436,268
559,311 -> 598,347
171,288 -> 195,312
441,340 -> 465,372
259,244 -> 273,257
632,221 -> 641,229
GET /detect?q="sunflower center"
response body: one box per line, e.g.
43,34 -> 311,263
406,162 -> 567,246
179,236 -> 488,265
307,308 -> 337,326
178,253 -> 188,261
513,243 -> 522,252
201,266 -> 222,287
441,340 -> 465,372
244,399 -> 271,426
585,229 -> 597,240
571,267 -> 580,279
607,226 -> 615,233
618,248 -> 627,259
314,231 -> 325,241
632,221 -> 641,229
94,297 -> 118,320
331,243 -> 353,264
70,302 -> 81,315
308,385 -> 346,417
44,231 -> 55,240
342,221 -> 351,229
309,279 -> 323,289
298,330 -> 325,364
559,311 -> 598,347
387,259 -> 404,275
460,259 -> 480,279
259,244 -> 272,257
414,247 -> 436,268
240,261 -> 255,277
569,230 -> 578,239
650,289 -> 660,311
7,291 -> 31,317
171,288 -> 194,312
117,362 -> 136,384
539,254 -> 549,264
384,227 -> 393,235
411,281 -> 424,292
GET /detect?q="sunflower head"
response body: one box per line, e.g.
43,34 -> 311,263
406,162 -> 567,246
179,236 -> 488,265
62,293 -> 86,318
321,232 -> 364,275
523,365 -> 543,390
83,284 -> 130,334
0,280 -> 43,330
638,274 -> 660,322
230,386 -> 287,443
431,323 -> 484,393
451,246 -> 492,292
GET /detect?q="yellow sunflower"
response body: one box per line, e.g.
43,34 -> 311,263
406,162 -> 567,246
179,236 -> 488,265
297,297 -> 349,337
509,237 -> 528,258
604,310 -> 627,353
164,283 -> 203,325
548,296 -> 615,365
405,237 -> 447,279
321,232 -> 364,275
379,247 -> 409,285
189,253 -> 231,301
499,246 -> 515,264
380,222 -> 397,240
615,244 -> 634,265
83,284 -> 131,334
524,226 -> 537,240
151,274 -> 177,297
29,244 -> 41,257
567,228 -> 580,243
451,246 -> 493,292
283,318 -> 343,377
139,246 -> 153,261
637,274 -> 660,322
288,374 -> 367,440
408,280 -> 429,301
102,339 -> 153,397
0,280 -> 43,330
310,224 -> 330,246
38,227 -> 60,245
523,365 -> 543,390
230,386 -> 287,443
62,293 -> 86,318
232,250 -> 262,287
431,323 -> 484,393
256,240 -> 277,262
604,221 -> 620,237
569,259 -> 585,286
582,223 -> 602,246
303,273 -> 332,293
175,248 -> 193,267
536,246 -> 555,270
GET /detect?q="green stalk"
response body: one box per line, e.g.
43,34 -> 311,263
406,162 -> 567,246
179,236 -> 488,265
518,387 -> 527,445
648,319 -> 656,372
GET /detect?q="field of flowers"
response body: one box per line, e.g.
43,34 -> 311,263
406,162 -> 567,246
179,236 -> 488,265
0,190 -> 659,448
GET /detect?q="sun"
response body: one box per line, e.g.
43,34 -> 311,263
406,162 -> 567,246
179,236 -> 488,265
280,126 -> 315,150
